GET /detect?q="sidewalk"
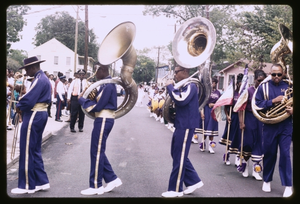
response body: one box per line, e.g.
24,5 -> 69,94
6,104 -> 69,169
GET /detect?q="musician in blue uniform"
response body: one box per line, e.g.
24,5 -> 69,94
162,65 -> 203,198
78,63 -> 122,195
254,64 -> 293,197
11,56 -> 51,194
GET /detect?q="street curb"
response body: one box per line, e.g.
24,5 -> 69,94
6,123 -> 69,169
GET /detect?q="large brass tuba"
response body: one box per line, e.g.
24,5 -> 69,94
82,22 -> 138,119
163,16 -> 216,123
252,24 -> 293,124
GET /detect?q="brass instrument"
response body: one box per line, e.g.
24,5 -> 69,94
85,72 -> 98,100
163,16 -> 216,123
252,24 -> 293,124
82,22 -> 138,119
11,74 -> 26,160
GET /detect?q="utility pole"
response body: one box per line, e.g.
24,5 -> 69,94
74,6 -> 79,74
84,5 -> 89,73
155,46 -> 161,83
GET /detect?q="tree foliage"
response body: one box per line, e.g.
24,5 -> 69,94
143,5 -> 293,72
7,49 -> 28,71
33,11 -> 99,61
6,5 -> 30,53
133,52 -> 156,83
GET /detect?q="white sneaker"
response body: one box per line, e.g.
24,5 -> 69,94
35,183 -> 50,192
242,161 -> 249,177
160,117 -> 164,123
262,182 -> 271,192
192,137 -> 198,144
183,181 -> 204,194
81,187 -> 104,195
283,186 -> 293,197
104,178 -> 122,193
11,188 -> 35,194
235,155 -> 240,166
252,171 -> 262,180
208,145 -> 215,154
161,191 -> 183,198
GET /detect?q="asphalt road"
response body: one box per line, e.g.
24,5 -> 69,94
6,97 -> 293,198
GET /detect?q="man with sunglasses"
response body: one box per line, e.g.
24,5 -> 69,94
254,64 -> 293,197
161,65 -> 203,197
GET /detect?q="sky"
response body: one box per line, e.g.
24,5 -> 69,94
10,5 -> 177,63
8,5 -> 258,66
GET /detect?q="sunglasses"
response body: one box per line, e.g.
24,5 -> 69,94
271,73 -> 283,77
174,69 -> 184,75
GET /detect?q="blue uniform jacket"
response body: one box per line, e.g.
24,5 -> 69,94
255,79 -> 292,123
78,76 -> 117,113
16,70 -> 51,112
167,82 -> 200,129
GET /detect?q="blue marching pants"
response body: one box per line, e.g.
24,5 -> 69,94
262,118 -> 293,186
168,128 -> 201,192
89,117 -> 117,188
18,111 -> 49,190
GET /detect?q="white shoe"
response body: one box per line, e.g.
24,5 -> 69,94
161,191 -> 183,197
252,171 -> 262,180
208,145 -> 215,154
192,137 -> 198,144
11,188 -> 35,194
81,187 -> 104,195
283,186 -> 293,197
262,182 -> 271,192
104,178 -> 122,193
35,183 -> 50,192
225,160 -> 231,166
183,181 -> 204,194
242,162 -> 249,177
160,117 -> 164,123
235,155 -> 239,166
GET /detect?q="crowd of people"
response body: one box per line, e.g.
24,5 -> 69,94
142,64 -> 293,198
7,56 -> 293,198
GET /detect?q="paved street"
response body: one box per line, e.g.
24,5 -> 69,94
6,96 -> 293,198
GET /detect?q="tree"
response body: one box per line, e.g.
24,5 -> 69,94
143,5 -> 237,66
237,5 -> 292,70
33,11 -> 99,61
6,5 -> 30,54
7,49 -> 28,71
133,54 -> 156,84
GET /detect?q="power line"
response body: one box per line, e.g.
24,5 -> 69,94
23,6 -> 62,15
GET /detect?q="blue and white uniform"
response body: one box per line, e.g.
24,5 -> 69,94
78,76 -> 118,189
254,79 -> 292,186
16,70 -> 51,190
166,82 -> 201,193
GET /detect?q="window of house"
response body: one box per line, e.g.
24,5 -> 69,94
218,76 -> 224,90
54,56 -> 58,65
228,74 -> 235,85
66,57 -> 71,66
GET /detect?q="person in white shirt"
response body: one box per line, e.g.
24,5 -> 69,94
55,75 -> 66,122
67,69 -> 88,132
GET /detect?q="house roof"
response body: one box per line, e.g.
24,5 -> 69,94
219,59 -> 273,74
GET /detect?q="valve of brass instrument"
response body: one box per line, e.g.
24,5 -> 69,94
87,88 -> 98,100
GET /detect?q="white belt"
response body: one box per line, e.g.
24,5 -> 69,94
31,103 -> 48,111
95,109 -> 115,119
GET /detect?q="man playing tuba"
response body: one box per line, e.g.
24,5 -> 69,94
253,64 -> 293,197
78,63 -> 122,195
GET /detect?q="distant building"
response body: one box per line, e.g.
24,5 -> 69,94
27,38 -> 94,78
216,59 -> 273,91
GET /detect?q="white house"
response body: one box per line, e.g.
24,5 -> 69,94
27,38 -> 94,78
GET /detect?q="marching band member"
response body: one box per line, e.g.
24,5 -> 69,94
219,73 -> 243,165
67,69 -> 88,132
11,56 -> 51,194
78,63 -> 122,195
254,64 -> 293,197
162,65 -> 203,198
237,69 -> 266,180
198,77 -> 221,153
